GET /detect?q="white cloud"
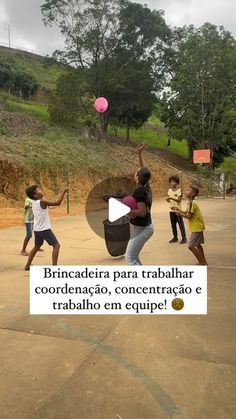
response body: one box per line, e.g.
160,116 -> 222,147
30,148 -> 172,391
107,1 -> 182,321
0,2 -> 8,23
139,0 -> 236,34
0,0 -> 63,54
0,0 -> 235,55
0,2 -> 9,46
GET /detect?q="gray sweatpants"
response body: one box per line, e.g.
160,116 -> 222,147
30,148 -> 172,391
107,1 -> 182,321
125,224 -> 154,266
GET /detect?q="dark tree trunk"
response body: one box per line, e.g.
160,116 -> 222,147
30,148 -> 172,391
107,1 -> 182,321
126,124 -> 131,143
100,111 -> 109,134
167,137 -> 171,146
188,141 -> 194,163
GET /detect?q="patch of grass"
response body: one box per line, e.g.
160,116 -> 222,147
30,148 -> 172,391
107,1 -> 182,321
109,125 -> 188,159
0,128 -> 122,179
219,155 -> 236,174
145,115 -> 165,128
0,47 -> 66,91
6,100 -> 50,122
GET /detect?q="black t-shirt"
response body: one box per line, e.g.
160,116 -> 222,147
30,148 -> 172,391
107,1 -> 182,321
130,185 -> 152,227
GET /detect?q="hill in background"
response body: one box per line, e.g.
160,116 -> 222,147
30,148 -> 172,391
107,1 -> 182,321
0,47 -> 235,227
0,46 -> 66,100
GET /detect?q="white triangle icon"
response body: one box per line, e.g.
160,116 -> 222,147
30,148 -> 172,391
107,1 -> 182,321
108,198 -> 130,222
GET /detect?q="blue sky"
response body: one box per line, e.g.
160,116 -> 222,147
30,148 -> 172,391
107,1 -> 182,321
0,0 -> 235,55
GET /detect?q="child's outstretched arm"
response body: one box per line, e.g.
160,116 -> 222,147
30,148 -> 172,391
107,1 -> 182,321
138,144 -> 147,168
40,188 -> 69,209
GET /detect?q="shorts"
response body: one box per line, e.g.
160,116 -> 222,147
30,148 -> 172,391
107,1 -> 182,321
188,232 -> 205,248
25,222 -> 33,239
34,229 -> 59,247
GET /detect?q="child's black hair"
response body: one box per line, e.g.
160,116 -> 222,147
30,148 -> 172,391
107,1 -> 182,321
26,185 -> 38,200
190,185 -> 199,197
136,167 -> 151,186
168,175 -> 180,184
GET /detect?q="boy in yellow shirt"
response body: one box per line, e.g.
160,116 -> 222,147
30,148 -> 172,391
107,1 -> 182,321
174,185 -> 207,265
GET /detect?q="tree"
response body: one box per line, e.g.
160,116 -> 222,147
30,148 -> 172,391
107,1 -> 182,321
49,69 -> 90,122
118,2 -> 171,58
0,63 -> 14,93
0,63 -> 38,98
41,0 -> 124,72
106,55 -> 154,141
41,0 -> 170,132
15,72 -> 38,99
161,23 -> 236,166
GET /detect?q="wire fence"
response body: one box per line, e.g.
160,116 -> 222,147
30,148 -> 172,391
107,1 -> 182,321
187,171 -> 236,199
0,42 -> 47,58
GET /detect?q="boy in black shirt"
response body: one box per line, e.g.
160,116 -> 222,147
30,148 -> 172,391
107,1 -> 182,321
166,175 -> 187,244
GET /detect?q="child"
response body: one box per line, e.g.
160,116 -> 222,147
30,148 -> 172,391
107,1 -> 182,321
20,195 -> 44,256
166,175 -> 187,244
24,185 -> 69,270
174,186 -> 207,265
20,196 -> 34,256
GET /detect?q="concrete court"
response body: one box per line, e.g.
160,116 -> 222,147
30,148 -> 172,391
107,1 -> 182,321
0,199 -> 235,419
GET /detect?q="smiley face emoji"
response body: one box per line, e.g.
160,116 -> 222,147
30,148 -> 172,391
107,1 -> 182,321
172,298 -> 184,311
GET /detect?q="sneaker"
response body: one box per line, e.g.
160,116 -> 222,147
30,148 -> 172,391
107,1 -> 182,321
169,238 -> 178,243
180,239 -> 187,244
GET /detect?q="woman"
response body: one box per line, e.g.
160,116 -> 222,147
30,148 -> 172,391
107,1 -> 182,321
125,145 -> 154,265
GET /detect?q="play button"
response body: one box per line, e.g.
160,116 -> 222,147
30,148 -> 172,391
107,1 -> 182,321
108,198 -> 130,222
85,176 -> 135,240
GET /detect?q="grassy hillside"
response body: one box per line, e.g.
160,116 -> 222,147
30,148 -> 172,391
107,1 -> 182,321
0,46 -> 235,176
2,93 -> 235,175
1,90 -> 235,174
1,125 -> 198,209
0,93 -> 206,214
110,126 -> 189,159
219,155 -> 236,174
6,98 -> 50,122
0,46 -> 66,93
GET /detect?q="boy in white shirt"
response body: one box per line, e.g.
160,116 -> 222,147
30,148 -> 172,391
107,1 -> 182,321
166,175 -> 187,244
24,185 -> 68,270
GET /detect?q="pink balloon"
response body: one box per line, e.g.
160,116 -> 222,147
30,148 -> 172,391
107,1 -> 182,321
94,97 -> 108,113
122,196 -> 137,219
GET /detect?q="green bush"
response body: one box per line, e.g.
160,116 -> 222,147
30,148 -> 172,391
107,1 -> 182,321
0,62 -> 38,98
6,100 -> 50,122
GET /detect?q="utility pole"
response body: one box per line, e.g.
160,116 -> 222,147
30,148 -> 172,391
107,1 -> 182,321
65,163 -> 70,215
0,25 -> 11,47
8,25 -> 11,48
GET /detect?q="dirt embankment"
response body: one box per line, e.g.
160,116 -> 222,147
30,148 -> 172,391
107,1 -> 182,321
0,109 -> 48,136
0,141 -> 197,229
0,108 -> 207,228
